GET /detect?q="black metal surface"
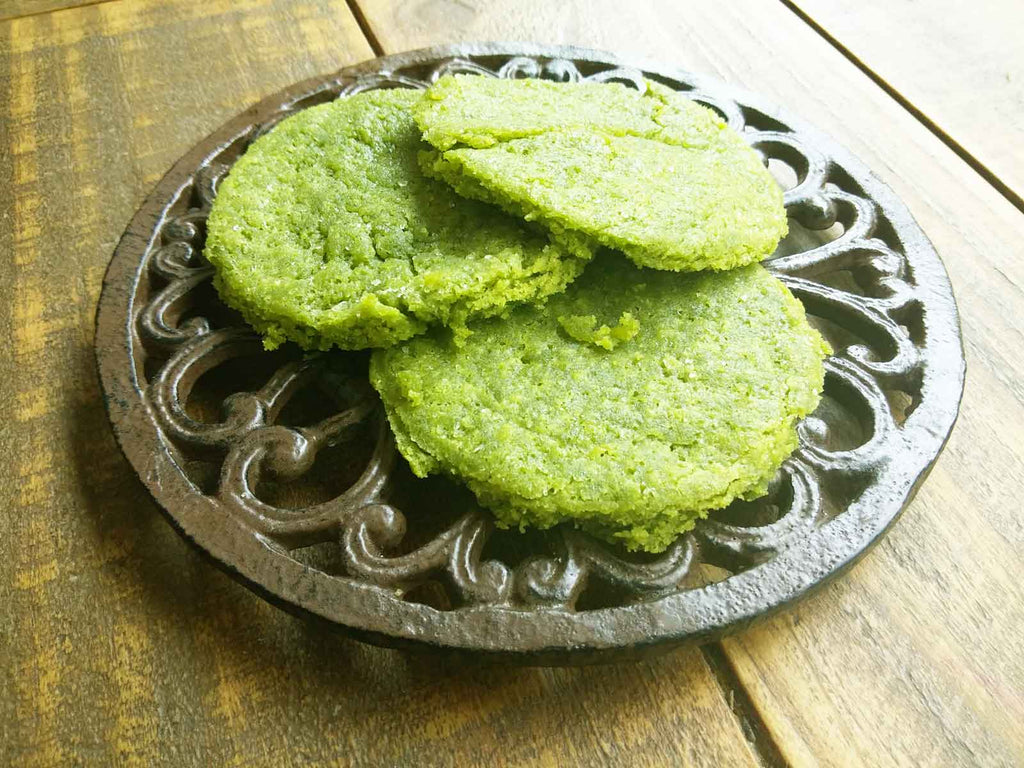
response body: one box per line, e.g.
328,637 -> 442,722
95,44 -> 965,664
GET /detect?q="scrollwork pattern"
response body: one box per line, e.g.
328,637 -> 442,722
132,54 -> 930,613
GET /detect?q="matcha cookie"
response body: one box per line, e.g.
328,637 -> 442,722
205,89 -> 593,351
370,256 -> 829,552
414,75 -> 787,272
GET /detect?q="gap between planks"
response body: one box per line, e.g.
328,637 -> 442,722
777,0 -> 1024,216
345,0 -> 384,56
701,643 -> 789,768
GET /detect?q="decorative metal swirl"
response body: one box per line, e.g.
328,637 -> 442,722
127,52 -> 937,617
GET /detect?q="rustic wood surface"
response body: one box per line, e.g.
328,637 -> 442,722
0,1 -> 110,22
789,0 -> 1024,208
2,0 -> 1022,765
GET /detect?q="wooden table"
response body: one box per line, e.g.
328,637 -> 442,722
2,1 -> 1022,765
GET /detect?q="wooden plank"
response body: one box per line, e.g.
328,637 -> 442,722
0,1 -> 114,23
789,0 -> 1024,207
354,0 -> 1024,765
0,3 -> 760,767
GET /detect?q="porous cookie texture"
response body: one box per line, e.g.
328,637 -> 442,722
370,256 -> 829,552
414,75 -> 788,273
205,89 -> 593,351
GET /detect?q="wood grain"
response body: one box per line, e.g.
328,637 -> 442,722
354,0 -> 1024,765
789,0 -> 1024,207
0,2 -> 762,766
0,0 -> 114,23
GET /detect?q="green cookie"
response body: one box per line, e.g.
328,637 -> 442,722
205,89 -> 593,351
414,75 -> 787,272
370,256 -> 829,552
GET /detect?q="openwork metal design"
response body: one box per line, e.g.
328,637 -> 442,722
97,45 -> 964,662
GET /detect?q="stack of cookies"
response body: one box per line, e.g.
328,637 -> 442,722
205,75 -> 829,552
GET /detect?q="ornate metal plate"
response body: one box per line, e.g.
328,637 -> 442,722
95,44 -> 965,664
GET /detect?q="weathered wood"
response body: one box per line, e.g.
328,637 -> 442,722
0,2 -> 762,766
355,0 -> 1024,765
790,0 -> 1024,206
0,0 -> 112,22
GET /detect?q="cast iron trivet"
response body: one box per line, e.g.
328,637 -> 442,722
95,44 -> 965,664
